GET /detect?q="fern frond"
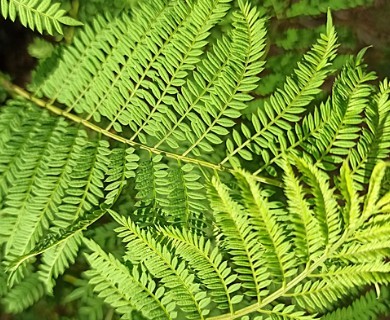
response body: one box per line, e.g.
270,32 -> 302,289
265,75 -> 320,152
313,51 -> 377,171
84,238 -> 177,320
8,203 -> 108,276
25,0 -> 273,182
36,1 -> 168,105
283,161 -> 324,263
292,262 -> 390,312
160,226 -> 242,315
111,210 -> 211,319
221,10 -> 337,172
0,102 -> 83,263
332,240 -> 390,263
104,146 -> 139,206
208,175 -> 277,300
0,0 -> 81,35
0,100 -> 139,291
0,102 -> 33,156
147,0 -> 266,156
235,170 -> 298,287
350,79 -> 390,189
339,160 -> 361,230
7,142 -> 138,270
255,51 -> 380,179
135,154 -> 169,208
38,232 -> 83,292
293,158 -> 341,246
178,0 -> 268,158
37,0 -> 232,138
0,102 -> 44,203
161,163 -> 207,226
2,273 -> 45,313
321,286 -> 390,320
363,161 -> 390,219
133,155 -> 208,227
7,146 -> 138,291
126,0 -> 233,143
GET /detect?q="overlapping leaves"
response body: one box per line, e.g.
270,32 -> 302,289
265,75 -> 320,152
85,159 -> 390,319
1,0 -> 390,318
0,0 -> 81,35
0,101 -> 138,310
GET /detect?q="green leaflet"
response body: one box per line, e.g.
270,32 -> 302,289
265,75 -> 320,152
0,0 -> 82,35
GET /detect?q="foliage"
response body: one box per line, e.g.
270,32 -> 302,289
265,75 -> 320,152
83,159 -> 390,319
0,0 -> 82,35
0,0 -> 389,319
249,0 -> 376,99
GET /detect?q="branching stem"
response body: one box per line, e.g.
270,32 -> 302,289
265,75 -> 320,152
0,76 -> 283,188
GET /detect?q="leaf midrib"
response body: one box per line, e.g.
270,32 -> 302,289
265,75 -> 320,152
0,77 -> 282,188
